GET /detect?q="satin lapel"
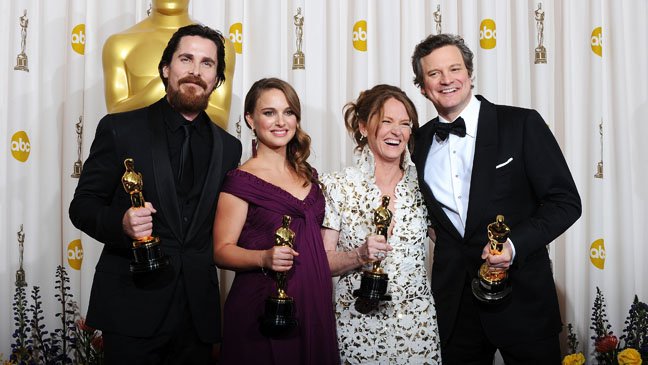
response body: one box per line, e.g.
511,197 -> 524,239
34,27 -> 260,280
414,118 -> 463,241
464,96 -> 497,239
185,120 -> 224,242
149,100 -> 183,241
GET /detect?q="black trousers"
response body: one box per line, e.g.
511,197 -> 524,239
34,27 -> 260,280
102,279 -> 212,365
442,285 -> 561,365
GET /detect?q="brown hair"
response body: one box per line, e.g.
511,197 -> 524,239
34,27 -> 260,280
343,84 -> 419,152
244,78 -> 313,186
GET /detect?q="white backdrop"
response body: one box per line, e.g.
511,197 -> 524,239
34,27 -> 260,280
1,0 -> 647,362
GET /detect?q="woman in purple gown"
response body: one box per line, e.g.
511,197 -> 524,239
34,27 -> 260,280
213,78 -> 339,364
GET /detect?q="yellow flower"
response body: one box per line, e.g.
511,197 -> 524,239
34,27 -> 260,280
562,352 -> 586,365
618,348 -> 642,365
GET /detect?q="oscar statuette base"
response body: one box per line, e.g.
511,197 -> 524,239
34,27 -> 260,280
535,46 -> 547,64
130,236 -> 170,273
352,270 -> 391,314
260,296 -> 298,337
471,264 -> 511,303
71,160 -> 83,178
292,52 -> 305,70
14,53 -> 29,72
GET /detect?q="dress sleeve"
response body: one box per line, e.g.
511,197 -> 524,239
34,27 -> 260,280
320,172 -> 343,231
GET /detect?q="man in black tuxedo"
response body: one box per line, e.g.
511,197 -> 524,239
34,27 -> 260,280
69,25 -> 241,364
411,33 -> 581,364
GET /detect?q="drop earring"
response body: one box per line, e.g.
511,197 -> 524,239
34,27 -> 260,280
252,130 -> 258,158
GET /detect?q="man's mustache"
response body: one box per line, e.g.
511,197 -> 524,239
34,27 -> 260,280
179,76 -> 207,90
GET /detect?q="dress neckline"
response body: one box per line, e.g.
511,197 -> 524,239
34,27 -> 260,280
230,168 -> 316,204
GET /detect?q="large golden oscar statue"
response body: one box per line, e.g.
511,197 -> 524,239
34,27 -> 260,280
102,0 -> 235,128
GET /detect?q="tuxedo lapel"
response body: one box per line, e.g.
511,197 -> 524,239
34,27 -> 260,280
464,96 -> 498,239
148,100 -> 183,241
414,118 -> 463,241
185,121 -> 224,242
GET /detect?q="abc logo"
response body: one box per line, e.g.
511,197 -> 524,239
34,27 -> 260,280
352,20 -> 367,52
591,26 -> 602,57
71,24 -> 85,55
589,238 -> 605,270
67,239 -> 84,270
479,19 -> 497,49
11,131 -> 31,162
229,23 -> 243,54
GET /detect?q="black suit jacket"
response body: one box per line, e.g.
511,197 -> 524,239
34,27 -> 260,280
412,95 -> 581,347
69,98 -> 241,342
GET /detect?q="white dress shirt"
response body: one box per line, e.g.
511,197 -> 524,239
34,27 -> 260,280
424,96 -> 481,237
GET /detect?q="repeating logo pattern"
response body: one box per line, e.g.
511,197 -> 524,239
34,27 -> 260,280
229,23 -> 243,54
67,239 -> 83,270
71,24 -> 85,55
480,19 -> 496,49
589,238 -> 605,270
591,26 -> 602,57
11,131 -> 31,162
352,20 -> 367,52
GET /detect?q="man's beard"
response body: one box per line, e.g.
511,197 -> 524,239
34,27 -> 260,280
168,75 -> 213,115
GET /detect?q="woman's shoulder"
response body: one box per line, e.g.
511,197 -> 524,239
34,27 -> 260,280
320,166 -> 362,185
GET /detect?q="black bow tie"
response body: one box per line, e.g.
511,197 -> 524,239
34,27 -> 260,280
432,117 -> 466,141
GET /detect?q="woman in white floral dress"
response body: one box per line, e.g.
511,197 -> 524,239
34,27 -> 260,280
321,84 -> 441,364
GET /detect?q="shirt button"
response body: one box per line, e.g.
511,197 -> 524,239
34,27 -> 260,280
458,195 -> 462,199
453,150 -> 457,154
183,217 -> 189,222
455,174 -> 459,178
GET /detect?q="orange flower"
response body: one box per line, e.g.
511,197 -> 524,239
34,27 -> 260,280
618,348 -> 642,365
595,335 -> 619,353
562,352 -> 586,365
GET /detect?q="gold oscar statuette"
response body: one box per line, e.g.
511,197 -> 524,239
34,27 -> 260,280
16,224 -> 27,287
353,195 -> 393,314
534,3 -> 547,64
472,215 -> 512,302
261,215 -> 298,336
292,7 -> 305,70
71,116 -> 84,178
122,158 -> 169,273
595,119 -> 604,178
434,5 -> 442,35
14,10 -> 29,72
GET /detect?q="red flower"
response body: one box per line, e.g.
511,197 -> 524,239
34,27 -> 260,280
595,335 -> 619,352
91,334 -> 104,351
75,317 -> 95,333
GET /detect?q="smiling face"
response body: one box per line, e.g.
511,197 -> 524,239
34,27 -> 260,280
163,35 -> 218,119
360,97 -> 412,167
419,45 -> 473,121
245,88 -> 297,152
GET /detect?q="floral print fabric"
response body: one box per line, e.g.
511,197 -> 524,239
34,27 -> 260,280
321,147 -> 441,364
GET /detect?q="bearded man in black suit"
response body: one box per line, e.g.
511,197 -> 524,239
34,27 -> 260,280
411,33 -> 581,364
69,24 -> 241,364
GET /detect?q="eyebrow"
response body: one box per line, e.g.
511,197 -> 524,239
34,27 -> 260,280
178,53 -> 216,63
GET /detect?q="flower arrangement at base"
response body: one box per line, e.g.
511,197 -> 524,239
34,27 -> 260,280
8,265 -> 104,364
589,287 -> 647,365
563,323 -> 586,365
